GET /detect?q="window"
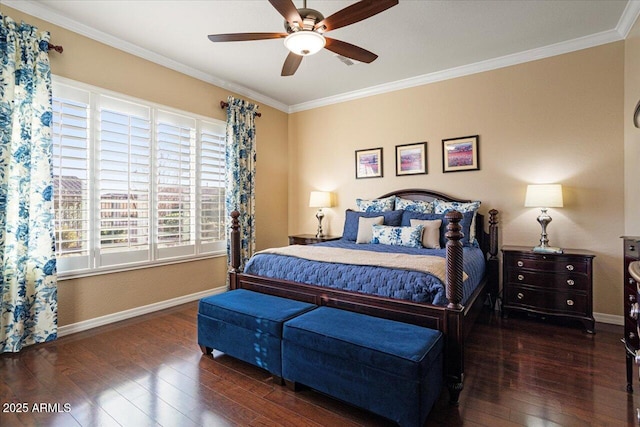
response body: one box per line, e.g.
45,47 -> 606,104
51,77 -> 226,277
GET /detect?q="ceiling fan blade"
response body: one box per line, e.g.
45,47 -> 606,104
282,52 -> 303,76
324,38 -> 378,63
315,0 -> 399,33
208,33 -> 287,42
269,0 -> 303,24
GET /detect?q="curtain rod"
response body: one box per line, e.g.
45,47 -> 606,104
220,100 -> 261,117
47,43 -> 63,53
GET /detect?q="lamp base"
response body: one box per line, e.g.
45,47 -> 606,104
315,209 -> 325,238
532,246 -> 563,254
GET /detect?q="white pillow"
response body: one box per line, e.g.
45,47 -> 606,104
356,216 -> 384,243
410,219 -> 442,249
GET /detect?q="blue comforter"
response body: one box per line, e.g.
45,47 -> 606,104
243,239 -> 486,306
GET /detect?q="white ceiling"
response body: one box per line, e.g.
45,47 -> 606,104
6,0 -> 640,112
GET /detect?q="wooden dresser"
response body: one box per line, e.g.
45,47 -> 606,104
502,245 -> 595,333
622,236 -> 640,392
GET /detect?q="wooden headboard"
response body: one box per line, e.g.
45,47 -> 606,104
377,188 -> 497,259
377,188 -> 499,301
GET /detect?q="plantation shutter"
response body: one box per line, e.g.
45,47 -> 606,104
52,85 -> 91,272
199,121 -> 226,252
98,96 -> 151,266
156,110 -> 196,259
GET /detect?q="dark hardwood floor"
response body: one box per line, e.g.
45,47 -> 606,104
0,302 -> 637,426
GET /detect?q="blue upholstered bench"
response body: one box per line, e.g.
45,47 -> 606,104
282,307 -> 443,427
197,289 -> 316,381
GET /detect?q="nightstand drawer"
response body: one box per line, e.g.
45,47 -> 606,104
505,286 -> 587,315
625,239 -> 640,258
505,270 -> 589,291
505,254 -> 588,274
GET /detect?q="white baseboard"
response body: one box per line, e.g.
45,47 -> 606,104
57,286 -> 227,337
594,312 -> 623,326
56,290 -> 624,338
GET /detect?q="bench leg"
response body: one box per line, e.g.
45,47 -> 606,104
284,379 -> 305,391
447,377 -> 463,406
199,345 -> 213,355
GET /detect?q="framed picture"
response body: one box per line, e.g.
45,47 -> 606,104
442,135 -> 479,173
355,147 -> 383,179
395,142 -> 427,176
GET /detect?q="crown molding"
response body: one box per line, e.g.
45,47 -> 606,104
288,28 -> 623,113
3,0 -> 289,113
617,0 -> 640,38
5,0 -> 638,115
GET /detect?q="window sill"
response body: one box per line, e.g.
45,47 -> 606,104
57,251 -> 227,281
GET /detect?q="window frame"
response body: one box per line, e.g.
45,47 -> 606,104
52,76 -> 227,280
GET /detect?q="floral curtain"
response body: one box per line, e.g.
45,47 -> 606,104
0,15 -> 57,353
225,96 -> 258,270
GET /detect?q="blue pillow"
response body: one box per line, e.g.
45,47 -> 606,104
342,209 -> 404,241
401,210 -> 475,247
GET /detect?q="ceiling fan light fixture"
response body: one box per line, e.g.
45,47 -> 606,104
284,30 -> 325,56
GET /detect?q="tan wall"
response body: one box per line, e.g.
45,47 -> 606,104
289,42 -> 625,317
626,17 -> 640,235
5,6 -> 289,326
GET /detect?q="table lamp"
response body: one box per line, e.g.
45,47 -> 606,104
309,191 -> 333,238
524,184 -> 564,253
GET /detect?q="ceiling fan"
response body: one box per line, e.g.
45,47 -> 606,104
207,0 -> 399,76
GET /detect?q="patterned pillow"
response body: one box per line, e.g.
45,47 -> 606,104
409,219 -> 442,249
395,197 -> 434,213
433,200 -> 481,246
371,224 -> 424,248
401,211 -> 475,247
356,216 -> 384,244
355,196 -> 395,212
342,209 -> 404,241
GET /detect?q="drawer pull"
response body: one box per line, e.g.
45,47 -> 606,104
631,303 -> 640,320
630,294 -> 637,303
630,278 -> 636,285
566,264 -> 574,271
630,245 -> 636,252
566,299 -> 574,306
517,292 -> 524,300
517,260 -> 524,267
631,332 -> 637,339
517,274 -> 524,281
567,279 -> 575,286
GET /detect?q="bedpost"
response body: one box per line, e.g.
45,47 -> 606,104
487,209 -> 500,304
229,210 -> 241,289
488,209 -> 499,258
445,210 -> 464,309
444,210 -> 465,405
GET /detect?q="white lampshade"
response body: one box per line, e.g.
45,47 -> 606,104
309,191 -> 332,208
284,31 -> 326,56
524,184 -> 564,208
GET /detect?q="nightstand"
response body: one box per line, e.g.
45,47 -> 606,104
288,234 -> 341,245
501,245 -> 595,333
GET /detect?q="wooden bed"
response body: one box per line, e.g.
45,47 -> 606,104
228,188 -> 499,404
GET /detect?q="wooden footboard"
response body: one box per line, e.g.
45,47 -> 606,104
227,193 -> 499,405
